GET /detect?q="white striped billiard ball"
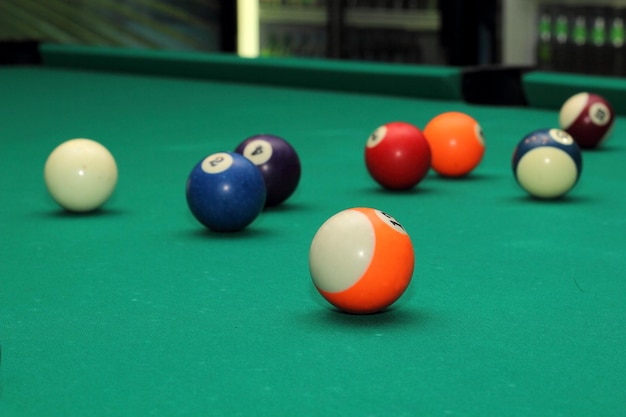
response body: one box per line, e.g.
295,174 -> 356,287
512,128 -> 582,199
559,92 -> 614,149
309,208 -> 414,314
44,138 -> 118,212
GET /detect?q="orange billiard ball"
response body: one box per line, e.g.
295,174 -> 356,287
309,208 -> 414,314
423,111 -> 485,177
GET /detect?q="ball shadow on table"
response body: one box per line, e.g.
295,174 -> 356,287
352,171 -> 499,199
182,224 -> 278,241
179,197 -> 325,241
427,172 -> 498,183
297,302 -> 435,331
583,142 -> 622,153
299,282 -> 434,331
501,193 -> 596,206
34,207 -> 128,219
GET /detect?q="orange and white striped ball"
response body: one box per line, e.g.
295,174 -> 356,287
309,207 -> 414,314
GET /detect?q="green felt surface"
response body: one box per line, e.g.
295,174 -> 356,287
524,71 -> 626,115
1,49 -> 626,417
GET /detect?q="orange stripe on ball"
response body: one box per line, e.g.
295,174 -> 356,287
317,208 -> 415,314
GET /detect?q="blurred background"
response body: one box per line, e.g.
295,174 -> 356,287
1,0 -> 625,76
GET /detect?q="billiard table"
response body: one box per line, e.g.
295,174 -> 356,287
1,44 -> 626,417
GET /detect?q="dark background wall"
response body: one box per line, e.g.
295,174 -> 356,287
0,0 -> 226,52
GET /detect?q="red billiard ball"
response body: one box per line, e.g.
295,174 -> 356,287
423,111 -> 485,177
364,121 -> 431,189
559,92 -> 615,149
309,207 -> 414,314
186,152 -> 266,232
235,134 -> 301,207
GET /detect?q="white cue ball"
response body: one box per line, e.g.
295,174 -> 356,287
44,138 -> 118,212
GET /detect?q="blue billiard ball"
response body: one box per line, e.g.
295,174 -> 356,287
186,152 -> 266,232
512,128 -> 583,199
234,134 -> 301,207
